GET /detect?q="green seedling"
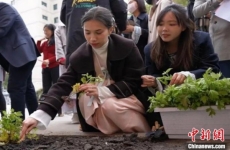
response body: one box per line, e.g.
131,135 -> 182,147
0,109 -> 38,145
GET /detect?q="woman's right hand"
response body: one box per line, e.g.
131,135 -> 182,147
141,75 -> 157,87
20,117 -> 38,142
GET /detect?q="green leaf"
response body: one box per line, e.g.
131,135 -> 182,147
209,90 -> 219,100
201,96 -> 208,104
181,97 -> 189,108
81,77 -> 87,84
162,68 -> 173,76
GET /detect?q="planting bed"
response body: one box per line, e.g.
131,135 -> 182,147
0,134 -> 187,150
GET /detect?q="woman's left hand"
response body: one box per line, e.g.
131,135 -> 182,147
169,73 -> 186,85
79,84 -> 98,97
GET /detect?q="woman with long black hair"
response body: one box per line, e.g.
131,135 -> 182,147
36,24 -> 62,116
37,24 -> 59,95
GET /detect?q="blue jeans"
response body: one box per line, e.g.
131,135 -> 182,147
8,60 -> 38,119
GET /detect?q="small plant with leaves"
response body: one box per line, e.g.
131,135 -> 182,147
0,109 -> 38,145
148,68 -> 230,116
156,68 -> 173,86
71,73 -> 104,96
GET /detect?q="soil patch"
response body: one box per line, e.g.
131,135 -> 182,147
0,134 -> 189,150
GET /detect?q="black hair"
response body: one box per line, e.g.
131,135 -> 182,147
81,6 -> 115,29
135,0 -> 147,13
44,24 -> 56,46
151,4 -> 195,70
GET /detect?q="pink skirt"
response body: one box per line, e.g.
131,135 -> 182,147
79,94 -> 151,134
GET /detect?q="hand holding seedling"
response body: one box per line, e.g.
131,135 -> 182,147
70,73 -> 103,98
79,84 -> 99,97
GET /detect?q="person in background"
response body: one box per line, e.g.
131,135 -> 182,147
36,24 -> 62,117
123,0 -> 148,60
146,0 -> 172,43
0,2 -> 39,119
0,66 -> 6,116
55,24 -> 67,76
20,7 -> 151,140
54,23 -> 79,123
142,4 -> 220,90
187,0 -> 210,32
60,0 -> 128,66
193,0 -> 230,77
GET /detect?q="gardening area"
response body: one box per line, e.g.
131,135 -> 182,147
1,69 -> 230,149
0,135 -> 189,150
0,112 -> 189,150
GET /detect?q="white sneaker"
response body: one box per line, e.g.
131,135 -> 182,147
71,113 -> 79,124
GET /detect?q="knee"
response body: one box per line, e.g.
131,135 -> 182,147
101,98 -> 116,113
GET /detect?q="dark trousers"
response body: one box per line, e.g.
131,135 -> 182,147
42,66 -> 59,94
6,60 -> 38,119
42,66 -> 61,114
219,60 -> 230,78
0,81 -> 6,116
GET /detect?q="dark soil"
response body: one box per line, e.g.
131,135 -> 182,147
0,134 -> 188,150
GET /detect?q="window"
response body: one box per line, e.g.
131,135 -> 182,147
42,15 -> 48,21
54,17 -> 59,23
53,4 -> 57,10
41,1 -> 47,7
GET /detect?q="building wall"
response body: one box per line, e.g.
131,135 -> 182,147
12,0 -> 62,41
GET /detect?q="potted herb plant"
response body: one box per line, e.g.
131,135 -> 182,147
148,68 -> 230,140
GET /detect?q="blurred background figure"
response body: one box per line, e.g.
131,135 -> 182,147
55,23 -> 67,76
0,2 -> 39,119
54,23 -> 79,123
146,0 -> 172,43
123,0 -> 148,60
193,0 -> 230,77
36,24 -> 62,116
187,0 -> 210,32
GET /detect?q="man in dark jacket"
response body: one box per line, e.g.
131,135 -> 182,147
60,0 -> 127,66
0,2 -> 40,119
